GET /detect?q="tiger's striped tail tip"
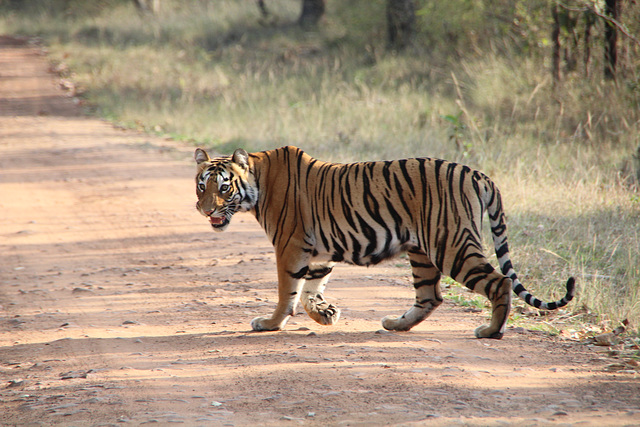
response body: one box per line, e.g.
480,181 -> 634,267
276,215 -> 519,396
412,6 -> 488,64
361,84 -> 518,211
552,277 -> 575,310
566,277 -> 576,300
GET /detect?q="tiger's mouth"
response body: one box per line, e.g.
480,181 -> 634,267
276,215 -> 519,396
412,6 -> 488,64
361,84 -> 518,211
208,215 -> 229,230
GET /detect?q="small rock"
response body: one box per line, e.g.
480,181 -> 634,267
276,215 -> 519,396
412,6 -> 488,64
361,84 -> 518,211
281,415 -> 305,422
60,370 -> 91,380
423,414 -> 440,418
6,379 -> 25,388
9,318 -> 26,326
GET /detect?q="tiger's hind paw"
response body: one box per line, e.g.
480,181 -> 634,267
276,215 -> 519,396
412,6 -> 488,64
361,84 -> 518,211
474,324 -> 504,339
381,315 -> 413,331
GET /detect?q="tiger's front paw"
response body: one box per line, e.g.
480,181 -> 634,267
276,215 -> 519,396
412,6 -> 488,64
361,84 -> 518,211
310,302 -> 341,326
251,316 -> 285,332
474,324 -> 504,339
303,294 -> 340,326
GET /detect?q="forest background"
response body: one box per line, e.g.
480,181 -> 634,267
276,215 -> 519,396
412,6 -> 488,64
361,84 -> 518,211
1,0 -> 639,334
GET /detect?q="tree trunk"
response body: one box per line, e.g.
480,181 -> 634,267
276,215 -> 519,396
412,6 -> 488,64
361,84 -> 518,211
387,0 -> 416,51
299,0 -> 325,29
583,10 -> 595,76
603,0 -> 619,80
132,0 -> 159,15
552,5 -> 561,85
257,0 -> 269,19
563,11 -> 579,73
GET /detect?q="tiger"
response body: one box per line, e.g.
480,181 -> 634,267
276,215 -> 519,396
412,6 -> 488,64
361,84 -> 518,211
194,146 -> 575,339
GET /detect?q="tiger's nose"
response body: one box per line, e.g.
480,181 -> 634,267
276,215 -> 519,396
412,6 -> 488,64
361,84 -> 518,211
204,210 -> 214,216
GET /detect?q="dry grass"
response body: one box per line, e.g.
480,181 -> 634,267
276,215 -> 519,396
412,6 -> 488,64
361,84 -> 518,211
2,0 -> 638,331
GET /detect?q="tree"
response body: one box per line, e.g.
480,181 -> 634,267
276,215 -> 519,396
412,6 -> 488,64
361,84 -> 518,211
603,0 -> 620,80
551,5 -> 561,85
299,0 -> 325,29
257,0 -> 269,19
583,9 -> 596,76
132,0 -> 159,15
387,0 -> 416,51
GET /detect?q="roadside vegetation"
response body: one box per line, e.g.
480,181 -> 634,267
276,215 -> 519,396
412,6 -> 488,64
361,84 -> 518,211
1,0 -> 638,333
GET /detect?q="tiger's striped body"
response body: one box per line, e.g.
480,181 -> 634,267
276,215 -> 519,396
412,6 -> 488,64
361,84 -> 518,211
194,146 -> 574,339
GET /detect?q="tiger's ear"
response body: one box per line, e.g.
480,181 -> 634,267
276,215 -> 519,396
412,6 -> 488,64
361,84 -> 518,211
232,148 -> 249,169
194,148 -> 211,165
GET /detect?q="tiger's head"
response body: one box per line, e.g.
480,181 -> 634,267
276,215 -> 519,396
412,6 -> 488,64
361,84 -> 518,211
194,148 -> 257,231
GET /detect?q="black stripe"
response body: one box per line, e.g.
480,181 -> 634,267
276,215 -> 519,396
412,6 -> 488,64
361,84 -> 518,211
397,159 -> 415,196
383,196 -> 403,241
501,260 -> 514,276
289,266 -> 309,279
382,161 -> 392,187
413,276 -> 441,288
393,173 -> 413,218
495,243 -> 509,259
410,259 -> 433,269
513,282 -> 526,295
305,266 -> 334,280
349,231 -> 362,265
355,210 -> 377,259
483,277 -> 500,299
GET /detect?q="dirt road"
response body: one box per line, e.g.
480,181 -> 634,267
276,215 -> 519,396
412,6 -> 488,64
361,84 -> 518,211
1,36 -> 638,426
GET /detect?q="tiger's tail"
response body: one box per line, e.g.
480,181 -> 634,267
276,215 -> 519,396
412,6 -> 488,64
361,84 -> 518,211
483,179 -> 575,310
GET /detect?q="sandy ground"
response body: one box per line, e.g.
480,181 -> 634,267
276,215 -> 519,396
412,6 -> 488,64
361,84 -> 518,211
1,36 -> 639,427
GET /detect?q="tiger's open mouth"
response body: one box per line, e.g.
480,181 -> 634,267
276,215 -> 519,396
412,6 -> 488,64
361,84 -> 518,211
208,215 -> 229,229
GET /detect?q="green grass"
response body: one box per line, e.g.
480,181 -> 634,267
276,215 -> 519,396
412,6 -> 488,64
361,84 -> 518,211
1,0 -> 638,333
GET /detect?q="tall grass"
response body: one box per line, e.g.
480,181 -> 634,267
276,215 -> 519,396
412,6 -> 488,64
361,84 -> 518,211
1,0 -> 638,330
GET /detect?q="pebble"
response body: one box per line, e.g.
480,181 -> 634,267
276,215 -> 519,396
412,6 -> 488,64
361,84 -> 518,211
559,399 -> 582,408
60,370 -> 90,379
7,379 -> 25,388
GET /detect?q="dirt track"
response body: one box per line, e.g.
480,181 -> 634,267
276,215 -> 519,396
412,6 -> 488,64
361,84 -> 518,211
1,36 -> 639,426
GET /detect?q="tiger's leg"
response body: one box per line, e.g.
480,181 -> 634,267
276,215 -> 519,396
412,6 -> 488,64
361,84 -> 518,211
301,262 -> 340,325
250,252 -> 309,332
454,260 -> 512,339
382,250 -> 443,331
